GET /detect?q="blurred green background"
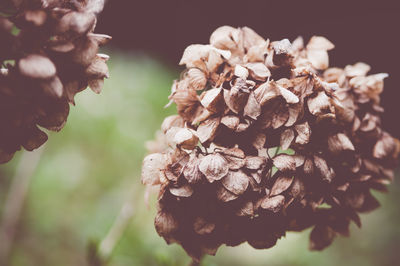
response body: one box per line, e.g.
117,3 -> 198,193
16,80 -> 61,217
0,50 -> 399,266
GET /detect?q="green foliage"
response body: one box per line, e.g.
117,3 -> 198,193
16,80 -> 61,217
0,50 -> 399,266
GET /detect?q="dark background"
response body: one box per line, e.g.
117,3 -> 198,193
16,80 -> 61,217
97,0 -> 400,137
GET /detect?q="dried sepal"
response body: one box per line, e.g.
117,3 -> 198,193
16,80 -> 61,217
199,153 -> 229,183
261,195 -> 285,213
141,153 -> 166,186
174,128 -> 199,150
309,225 -> 336,251
270,176 -> 293,196
221,170 -> 249,195
273,154 -> 296,172
196,117 -> 221,143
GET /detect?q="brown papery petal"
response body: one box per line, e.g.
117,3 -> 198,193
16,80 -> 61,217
216,185 -> 239,202
222,147 -> 246,158
201,87 -> 223,113
169,184 -> 194,197
313,155 -> 334,182
246,62 -> 271,80
234,65 -> 249,79
278,85 -> 299,104
236,201 -> 254,217
280,128 -> 295,150
303,158 -> 314,174
293,154 -> 305,167
88,33 -> 112,46
307,50 -> 329,70
307,91 -> 332,116
199,153 -> 229,182
57,11 -> 96,35
272,38 -> 292,54
295,122 -> 311,145
41,76 -> 64,98
155,210 -> 178,237
196,117 -> 220,143
309,225 -> 335,251
327,133 -> 355,154
210,26 -> 240,50
271,106 -> 289,129
22,127 -> 48,151
193,217 -> 215,235
225,154 -> 246,170
223,80 -> 249,114
254,81 -> 280,105
221,115 -> 240,130
306,36 -> 335,51
183,153 -> 203,184
344,62 -> 370,77
285,103 -> 302,126
273,154 -> 296,172
245,156 -> 265,170
242,26 -> 265,49
19,54 -> 56,79
289,177 -> 306,199
174,128 -> 198,150
38,100 -> 70,131
85,56 -> 109,78
186,68 -> 207,90
161,115 -> 184,133
373,133 -> 396,159
221,170 -> 250,195
141,153 -> 166,186
179,44 -> 230,70
270,176 -> 293,196
261,195 -> 285,213
244,92 -> 261,119
88,79 -> 104,94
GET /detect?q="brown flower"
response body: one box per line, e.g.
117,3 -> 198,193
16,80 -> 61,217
0,0 -> 110,163
142,25 -> 399,261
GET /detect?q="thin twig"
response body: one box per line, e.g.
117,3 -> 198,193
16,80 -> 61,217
98,187 -> 136,260
0,147 -> 44,264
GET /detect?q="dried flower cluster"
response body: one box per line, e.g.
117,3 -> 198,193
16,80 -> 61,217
142,26 -> 399,260
0,0 -> 110,163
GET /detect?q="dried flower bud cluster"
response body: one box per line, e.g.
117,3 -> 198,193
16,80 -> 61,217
142,26 -> 399,261
0,0 -> 110,163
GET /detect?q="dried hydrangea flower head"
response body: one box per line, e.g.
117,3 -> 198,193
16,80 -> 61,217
0,0 -> 110,163
142,26 -> 399,261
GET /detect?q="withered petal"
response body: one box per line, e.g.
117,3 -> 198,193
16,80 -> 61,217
270,175 -> 293,196
261,195 -> 285,213
199,153 -> 229,182
196,117 -> 220,143
19,54 -> 56,79
309,225 -> 335,251
273,154 -> 296,172
221,170 -> 250,195
169,184 -> 194,197
280,128 -> 294,150
141,153 -> 166,186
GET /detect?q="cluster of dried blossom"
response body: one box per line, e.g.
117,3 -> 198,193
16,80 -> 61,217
0,0 -> 110,163
142,26 -> 399,260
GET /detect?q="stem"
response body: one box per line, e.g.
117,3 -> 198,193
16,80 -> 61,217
0,147 -> 44,264
189,259 -> 200,266
98,188 -> 136,260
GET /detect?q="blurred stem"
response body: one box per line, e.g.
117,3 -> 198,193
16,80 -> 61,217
98,187 -> 136,261
189,259 -> 200,266
0,147 -> 44,264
